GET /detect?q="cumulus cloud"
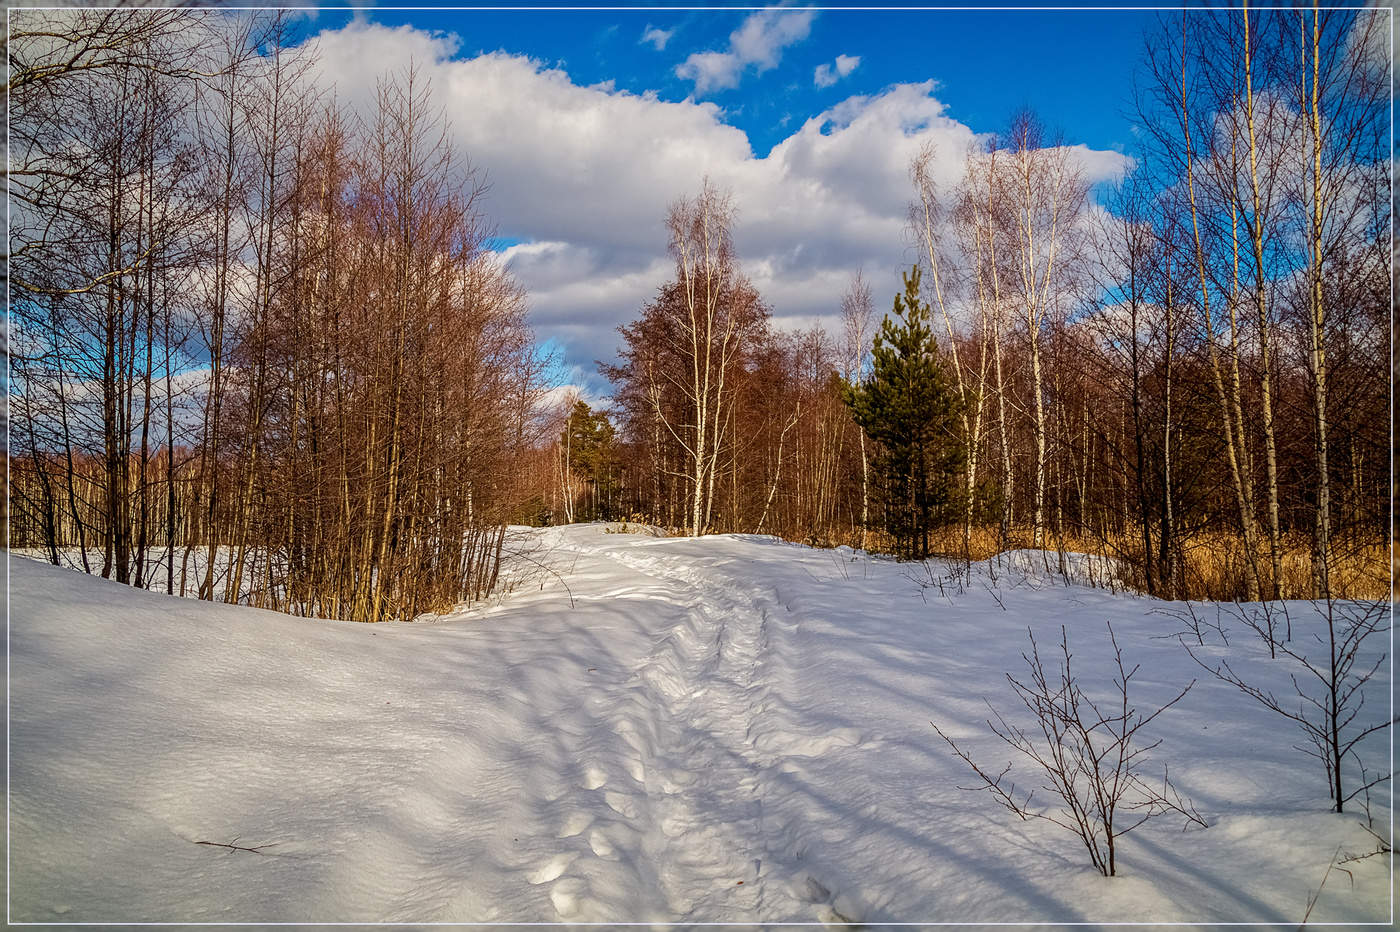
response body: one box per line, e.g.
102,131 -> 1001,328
640,25 -> 673,51
675,9 -> 815,94
305,23 -> 1129,395
814,53 -> 860,88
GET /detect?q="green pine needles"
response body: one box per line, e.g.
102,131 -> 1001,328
843,267 -> 965,560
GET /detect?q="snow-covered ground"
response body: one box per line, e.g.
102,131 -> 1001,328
9,525 -> 1393,923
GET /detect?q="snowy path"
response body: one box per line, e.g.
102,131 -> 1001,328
9,525 -> 1393,924
506,535 -> 848,922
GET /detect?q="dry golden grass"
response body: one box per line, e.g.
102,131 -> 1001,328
736,519 -> 1390,602
900,524 -> 1389,602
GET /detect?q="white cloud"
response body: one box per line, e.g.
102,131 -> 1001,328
640,25 -> 674,51
538,379 -> 606,414
306,23 -> 1130,396
814,53 -> 860,88
675,9 -> 815,94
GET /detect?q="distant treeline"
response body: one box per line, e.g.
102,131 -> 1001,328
528,6 -> 1389,601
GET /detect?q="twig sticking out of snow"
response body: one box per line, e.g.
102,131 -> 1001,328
194,838 -> 279,855
1299,845 -> 1350,926
1337,821 -> 1392,867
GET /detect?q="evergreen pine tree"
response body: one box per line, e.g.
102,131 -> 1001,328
562,401 -> 620,521
843,267 -> 965,559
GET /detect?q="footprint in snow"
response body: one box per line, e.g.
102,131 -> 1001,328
557,811 -> 592,838
548,876 -> 589,918
602,790 -> 639,819
527,852 -> 577,885
797,876 -> 860,927
587,828 -> 617,859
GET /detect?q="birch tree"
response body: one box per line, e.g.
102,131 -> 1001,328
664,181 -> 764,536
1001,113 -> 1088,549
840,271 -> 875,548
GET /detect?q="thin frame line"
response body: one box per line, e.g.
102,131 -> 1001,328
4,1 -> 1394,927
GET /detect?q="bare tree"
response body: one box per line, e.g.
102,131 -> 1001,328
1289,2 -> 1388,598
963,140 -> 1018,547
664,180 -> 763,536
839,270 -> 875,548
1000,114 -> 1089,550
9,10 -> 541,620
7,8 -> 221,298
914,144 -> 994,560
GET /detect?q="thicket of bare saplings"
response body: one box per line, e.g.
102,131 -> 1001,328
556,5 -> 1387,602
8,10 -> 545,620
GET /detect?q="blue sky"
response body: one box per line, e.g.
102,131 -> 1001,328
300,5 -> 1162,398
322,6 -> 1153,156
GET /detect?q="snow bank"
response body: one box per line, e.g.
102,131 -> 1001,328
8,527 -> 1392,922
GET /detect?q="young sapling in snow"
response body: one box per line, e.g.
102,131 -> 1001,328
932,622 -> 1204,877
1149,604 -> 1230,648
1181,598 -> 1393,813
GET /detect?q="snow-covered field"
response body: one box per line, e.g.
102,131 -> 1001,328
9,525 -> 1393,923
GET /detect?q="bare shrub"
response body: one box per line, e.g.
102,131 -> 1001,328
933,623 -> 1204,876
1182,599 -> 1392,813
1150,604 -> 1230,648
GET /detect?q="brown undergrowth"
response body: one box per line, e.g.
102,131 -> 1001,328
815,524 -> 1391,602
